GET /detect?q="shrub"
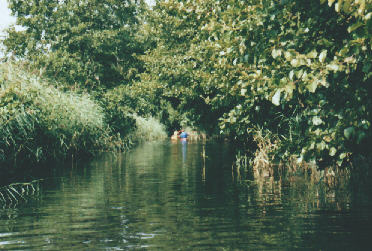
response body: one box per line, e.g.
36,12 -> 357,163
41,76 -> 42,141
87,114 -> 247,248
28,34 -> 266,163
142,0 -> 372,170
103,84 -> 157,117
97,84 -> 169,149
131,114 -> 167,142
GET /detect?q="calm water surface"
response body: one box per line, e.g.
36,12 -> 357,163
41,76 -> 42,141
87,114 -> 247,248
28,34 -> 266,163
1,141 -> 372,250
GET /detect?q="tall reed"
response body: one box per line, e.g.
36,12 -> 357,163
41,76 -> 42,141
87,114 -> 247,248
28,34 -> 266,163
0,62 -> 108,166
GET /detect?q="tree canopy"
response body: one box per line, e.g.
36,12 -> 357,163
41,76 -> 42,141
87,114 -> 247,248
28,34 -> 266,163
3,0 -> 146,89
1,0 -> 371,169
136,0 -> 372,167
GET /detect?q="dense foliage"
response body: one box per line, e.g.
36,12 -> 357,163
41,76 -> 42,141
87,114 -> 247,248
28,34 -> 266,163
0,0 -> 169,168
0,62 -> 167,167
3,0 -> 145,89
1,0 -> 371,171
137,0 -> 372,168
0,62 -> 109,166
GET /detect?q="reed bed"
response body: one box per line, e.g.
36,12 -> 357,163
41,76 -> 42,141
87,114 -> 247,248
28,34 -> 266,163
0,62 -> 108,166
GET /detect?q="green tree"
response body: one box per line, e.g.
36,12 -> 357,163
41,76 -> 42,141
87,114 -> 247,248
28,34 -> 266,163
140,0 -> 372,168
135,0 -> 229,132
3,0 -> 146,89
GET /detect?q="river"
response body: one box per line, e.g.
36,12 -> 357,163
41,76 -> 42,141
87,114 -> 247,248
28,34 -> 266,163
1,140 -> 372,250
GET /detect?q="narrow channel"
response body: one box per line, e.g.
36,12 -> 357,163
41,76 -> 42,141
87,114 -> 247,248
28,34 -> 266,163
1,141 -> 371,250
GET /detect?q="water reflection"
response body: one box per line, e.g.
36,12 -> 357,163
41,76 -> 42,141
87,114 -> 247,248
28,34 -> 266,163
181,139 -> 187,164
0,141 -> 371,250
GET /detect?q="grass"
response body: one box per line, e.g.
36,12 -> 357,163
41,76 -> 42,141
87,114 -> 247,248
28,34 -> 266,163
0,62 -> 109,166
0,62 -> 169,168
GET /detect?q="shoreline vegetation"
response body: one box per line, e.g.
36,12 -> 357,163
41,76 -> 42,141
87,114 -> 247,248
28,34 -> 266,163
1,0 -> 371,185
0,62 -> 167,171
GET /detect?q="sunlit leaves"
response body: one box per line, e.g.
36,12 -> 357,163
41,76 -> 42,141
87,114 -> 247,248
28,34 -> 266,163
319,50 -> 327,63
272,49 -> 282,59
271,90 -> 281,106
348,22 -> 364,33
138,0 -> 371,168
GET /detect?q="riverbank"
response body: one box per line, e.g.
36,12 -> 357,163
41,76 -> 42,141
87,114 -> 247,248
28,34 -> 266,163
2,0 -> 371,184
233,128 -> 372,189
0,62 -> 167,169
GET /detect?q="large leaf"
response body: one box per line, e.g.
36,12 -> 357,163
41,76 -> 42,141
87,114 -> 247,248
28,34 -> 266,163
271,89 -> 281,106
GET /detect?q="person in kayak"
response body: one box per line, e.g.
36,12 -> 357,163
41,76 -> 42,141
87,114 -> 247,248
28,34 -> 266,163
179,129 -> 188,140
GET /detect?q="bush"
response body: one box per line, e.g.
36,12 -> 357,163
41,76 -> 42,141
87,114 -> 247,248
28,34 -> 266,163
130,114 -> 167,142
0,62 -> 109,166
142,0 -> 372,170
96,84 -> 169,149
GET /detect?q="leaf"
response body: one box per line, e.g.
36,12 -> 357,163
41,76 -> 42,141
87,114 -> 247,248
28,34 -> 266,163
323,135 -> 332,142
295,69 -> 304,79
343,0 -> 351,12
284,82 -> 295,98
290,59 -> 300,67
271,89 -> 281,106
306,50 -> 318,59
307,80 -> 318,93
319,50 -> 327,63
328,0 -> 336,7
343,127 -> 355,140
339,152 -> 347,159
329,147 -> 337,157
348,22 -> 363,33
317,141 -> 327,151
335,2 -> 340,12
271,49 -> 282,59
312,116 -> 323,125
326,63 -> 340,71
284,51 -> 292,61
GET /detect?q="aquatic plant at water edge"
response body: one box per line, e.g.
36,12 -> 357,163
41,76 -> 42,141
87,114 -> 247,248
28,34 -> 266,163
0,62 -> 109,165
131,114 -> 167,142
0,180 -> 42,207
